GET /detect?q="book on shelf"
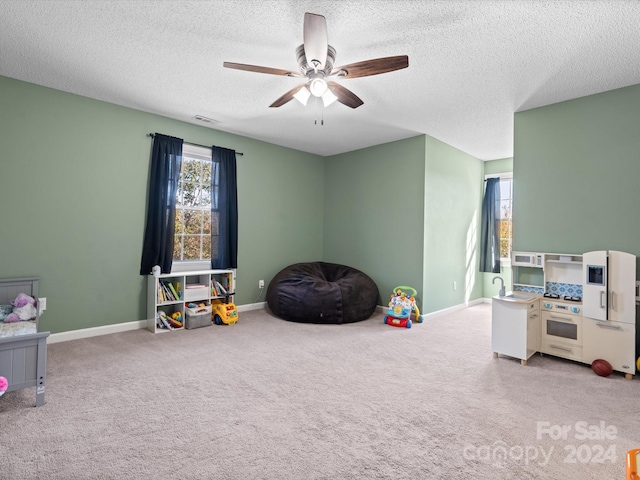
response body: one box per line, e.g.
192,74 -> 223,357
156,311 -> 174,330
162,283 -> 174,301
158,280 -> 178,302
215,281 -> 227,295
168,282 -> 180,300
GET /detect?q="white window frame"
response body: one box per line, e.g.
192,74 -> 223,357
172,143 -> 214,272
485,173 -> 513,265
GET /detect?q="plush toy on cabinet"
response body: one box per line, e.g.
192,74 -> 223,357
4,293 -> 37,323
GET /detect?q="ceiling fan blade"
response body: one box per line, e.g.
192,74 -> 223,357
327,81 -> 363,109
303,12 -> 328,70
331,55 -> 409,79
269,83 -> 309,108
223,62 -> 303,77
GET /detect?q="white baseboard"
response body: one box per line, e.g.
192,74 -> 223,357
48,302 -> 269,344
423,298 -> 485,320
238,301 -> 267,312
48,320 -> 148,344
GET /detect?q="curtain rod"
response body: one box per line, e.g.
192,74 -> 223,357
147,133 -> 243,155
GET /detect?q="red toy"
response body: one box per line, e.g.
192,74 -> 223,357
591,358 -> 613,377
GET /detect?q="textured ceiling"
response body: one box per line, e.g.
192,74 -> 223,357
1,1 -> 640,159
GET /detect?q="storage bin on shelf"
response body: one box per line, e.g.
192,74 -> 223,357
184,285 -> 209,302
184,303 -> 213,329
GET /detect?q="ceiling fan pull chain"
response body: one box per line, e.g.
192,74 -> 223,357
313,98 -> 324,125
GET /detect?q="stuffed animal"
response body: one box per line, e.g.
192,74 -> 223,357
0,376 -> 8,397
13,293 -> 36,308
4,293 -> 37,323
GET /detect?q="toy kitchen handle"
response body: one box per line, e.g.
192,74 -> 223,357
393,286 -> 417,297
596,322 -> 622,330
610,290 -> 615,310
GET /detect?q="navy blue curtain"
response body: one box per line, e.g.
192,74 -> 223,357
140,134 -> 183,274
211,146 -> 238,269
479,177 -> 501,273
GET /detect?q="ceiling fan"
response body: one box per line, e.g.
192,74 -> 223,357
223,12 -> 409,109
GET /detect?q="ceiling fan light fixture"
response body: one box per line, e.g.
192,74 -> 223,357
293,86 -> 311,105
309,77 -> 328,97
321,89 -> 338,107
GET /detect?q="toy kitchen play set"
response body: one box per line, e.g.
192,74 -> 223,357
491,250 -> 638,379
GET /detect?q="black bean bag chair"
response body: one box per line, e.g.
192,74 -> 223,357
267,261 -> 380,324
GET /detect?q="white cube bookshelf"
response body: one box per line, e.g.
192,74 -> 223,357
147,269 -> 236,333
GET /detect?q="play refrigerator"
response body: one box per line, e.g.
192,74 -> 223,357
582,250 -> 636,378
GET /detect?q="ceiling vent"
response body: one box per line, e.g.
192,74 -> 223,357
193,115 -> 219,124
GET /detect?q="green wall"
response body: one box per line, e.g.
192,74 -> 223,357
0,76 -> 324,333
513,83 -> 640,255
324,136 -> 426,307
424,136 -> 484,312
484,157 -> 513,176
324,134 -> 486,314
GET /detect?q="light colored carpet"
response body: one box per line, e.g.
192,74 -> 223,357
1,304 -> 637,479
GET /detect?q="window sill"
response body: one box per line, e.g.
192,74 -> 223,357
171,261 -> 211,273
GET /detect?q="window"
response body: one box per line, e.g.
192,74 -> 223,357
173,144 -> 216,263
140,134 -> 237,276
496,175 -> 513,260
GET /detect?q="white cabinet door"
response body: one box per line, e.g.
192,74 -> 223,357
608,251 -> 636,324
582,251 -> 607,321
492,300 -> 539,362
583,317 -> 636,375
492,300 -> 528,360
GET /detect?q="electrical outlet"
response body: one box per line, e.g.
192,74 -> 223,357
453,281 -> 457,290
39,297 -> 47,312
258,280 -> 265,289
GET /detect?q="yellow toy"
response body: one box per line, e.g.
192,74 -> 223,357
212,299 -> 238,325
168,311 -> 183,328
